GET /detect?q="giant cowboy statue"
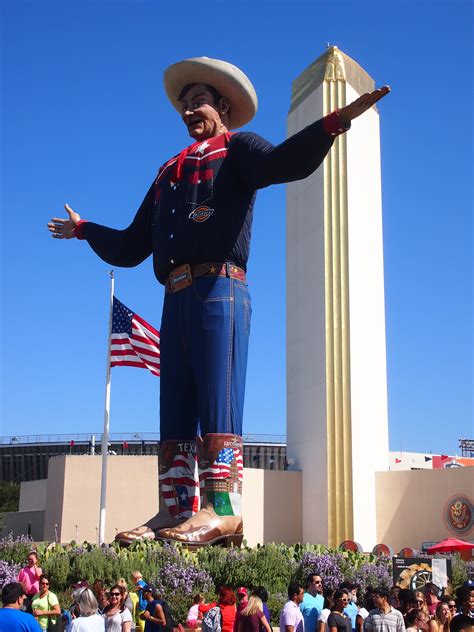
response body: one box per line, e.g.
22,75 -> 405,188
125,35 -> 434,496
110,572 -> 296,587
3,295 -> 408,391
48,57 -> 390,547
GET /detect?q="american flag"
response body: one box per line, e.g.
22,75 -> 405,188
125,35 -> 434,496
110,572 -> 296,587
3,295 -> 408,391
200,447 -> 243,482
110,297 -> 160,377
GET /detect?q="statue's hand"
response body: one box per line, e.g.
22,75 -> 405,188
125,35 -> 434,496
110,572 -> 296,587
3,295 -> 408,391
339,86 -> 390,126
47,204 -> 82,239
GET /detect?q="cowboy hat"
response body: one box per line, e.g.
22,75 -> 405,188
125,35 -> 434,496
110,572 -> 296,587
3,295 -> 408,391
163,57 -> 258,130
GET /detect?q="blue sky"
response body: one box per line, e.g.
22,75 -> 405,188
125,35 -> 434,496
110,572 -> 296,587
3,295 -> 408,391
1,0 -> 472,456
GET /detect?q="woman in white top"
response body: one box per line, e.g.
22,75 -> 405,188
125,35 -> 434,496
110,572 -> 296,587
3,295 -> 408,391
103,585 -> 133,632
318,589 -> 335,632
69,588 -> 105,631
355,589 -> 375,632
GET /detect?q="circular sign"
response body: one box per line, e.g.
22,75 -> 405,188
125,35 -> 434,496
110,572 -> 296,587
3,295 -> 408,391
398,547 -> 415,558
372,543 -> 394,557
339,540 -> 363,553
444,495 -> 473,534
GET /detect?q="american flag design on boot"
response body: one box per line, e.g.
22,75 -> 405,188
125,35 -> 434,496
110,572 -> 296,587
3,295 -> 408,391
199,439 -> 243,517
160,442 -> 200,519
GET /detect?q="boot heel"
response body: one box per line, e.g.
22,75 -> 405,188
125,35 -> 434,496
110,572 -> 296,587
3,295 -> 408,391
224,533 -> 243,547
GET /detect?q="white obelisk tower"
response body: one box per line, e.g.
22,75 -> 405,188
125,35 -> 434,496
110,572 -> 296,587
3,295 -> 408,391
286,47 -> 389,549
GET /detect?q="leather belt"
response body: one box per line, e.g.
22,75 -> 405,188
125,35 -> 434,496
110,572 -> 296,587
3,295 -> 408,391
165,262 -> 246,294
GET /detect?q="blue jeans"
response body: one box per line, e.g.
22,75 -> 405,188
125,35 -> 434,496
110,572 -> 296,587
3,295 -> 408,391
159,275 -> 251,441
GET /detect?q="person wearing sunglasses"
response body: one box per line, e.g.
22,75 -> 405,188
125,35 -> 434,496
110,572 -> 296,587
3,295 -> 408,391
446,602 -> 457,616
328,590 -> 352,632
340,583 -> 359,632
414,593 -> 430,621
405,609 -> 428,632
31,574 -> 61,631
301,575 -> 325,632
103,585 -> 133,632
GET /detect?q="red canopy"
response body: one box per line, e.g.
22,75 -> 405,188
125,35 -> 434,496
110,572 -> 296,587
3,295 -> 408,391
427,538 -> 474,553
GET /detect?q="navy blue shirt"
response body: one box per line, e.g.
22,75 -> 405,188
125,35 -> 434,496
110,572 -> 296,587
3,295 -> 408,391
79,115 -> 341,283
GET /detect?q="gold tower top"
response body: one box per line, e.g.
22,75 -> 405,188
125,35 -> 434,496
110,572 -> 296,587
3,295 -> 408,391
290,46 -> 376,113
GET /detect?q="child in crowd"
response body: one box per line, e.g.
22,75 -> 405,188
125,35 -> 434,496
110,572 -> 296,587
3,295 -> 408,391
187,594 -> 205,628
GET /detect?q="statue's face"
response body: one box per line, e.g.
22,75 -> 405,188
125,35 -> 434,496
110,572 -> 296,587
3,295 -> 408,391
180,83 -> 226,140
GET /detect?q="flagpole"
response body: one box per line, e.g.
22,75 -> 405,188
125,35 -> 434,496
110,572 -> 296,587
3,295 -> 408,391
99,270 -> 114,546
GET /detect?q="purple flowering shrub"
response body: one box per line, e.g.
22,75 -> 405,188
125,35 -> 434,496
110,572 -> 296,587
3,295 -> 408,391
296,551 -> 346,589
0,533 -> 33,565
150,545 -> 214,624
352,556 -> 392,598
0,559 -> 21,590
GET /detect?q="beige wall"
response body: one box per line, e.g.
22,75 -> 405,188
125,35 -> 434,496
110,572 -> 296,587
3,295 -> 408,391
375,467 -> 474,551
44,456 -> 67,542
17,455 -> 473,549
20,479 -> 48,511
40,456 -> 302,545
44,455 -> 159,543
243,469 -> 302,546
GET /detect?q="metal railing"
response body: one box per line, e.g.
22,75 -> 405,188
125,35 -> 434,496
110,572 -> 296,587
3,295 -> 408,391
1,432 -> 287,446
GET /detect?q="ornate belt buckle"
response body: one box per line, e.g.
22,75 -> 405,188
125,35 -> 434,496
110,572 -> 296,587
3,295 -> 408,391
169,264 -> 192,293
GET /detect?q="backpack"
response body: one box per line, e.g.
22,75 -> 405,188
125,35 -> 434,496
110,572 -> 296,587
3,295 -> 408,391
159,598 -> 176,632
202,606 -> 222,632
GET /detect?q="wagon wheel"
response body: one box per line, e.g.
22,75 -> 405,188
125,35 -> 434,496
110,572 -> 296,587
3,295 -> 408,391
410,570 -> 432,591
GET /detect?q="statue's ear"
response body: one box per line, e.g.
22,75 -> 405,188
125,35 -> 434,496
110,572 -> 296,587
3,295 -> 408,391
219,98 -> 230,114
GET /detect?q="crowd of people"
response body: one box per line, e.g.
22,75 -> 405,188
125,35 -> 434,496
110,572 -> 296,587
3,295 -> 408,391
0,559 -> 167,632
0,552 -> 473,632
279,576 -> 474,632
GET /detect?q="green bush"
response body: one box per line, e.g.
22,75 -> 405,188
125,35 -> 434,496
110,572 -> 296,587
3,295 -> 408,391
42,549 -> 70,593
451,553 -> 468,593
0,483 -> 20,513
266,592 -> 286,625
197,543 -> 297,593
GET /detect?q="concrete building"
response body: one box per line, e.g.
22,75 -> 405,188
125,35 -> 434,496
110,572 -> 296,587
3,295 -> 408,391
2,454 -> 472,551
286,46 -> 389,549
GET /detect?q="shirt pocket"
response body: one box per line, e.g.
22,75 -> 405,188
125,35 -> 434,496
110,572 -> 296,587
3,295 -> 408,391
186,166 -> 214,206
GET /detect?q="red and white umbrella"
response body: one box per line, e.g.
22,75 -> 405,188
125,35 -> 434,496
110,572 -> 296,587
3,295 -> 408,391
426,538 -> 474,553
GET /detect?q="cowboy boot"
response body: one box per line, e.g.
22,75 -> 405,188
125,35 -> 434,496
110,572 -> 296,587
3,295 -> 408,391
115,439 -> 200,545
156,433 -> 244,546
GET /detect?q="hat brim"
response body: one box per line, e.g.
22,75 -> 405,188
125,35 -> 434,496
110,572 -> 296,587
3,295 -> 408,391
163,57 -> 258,130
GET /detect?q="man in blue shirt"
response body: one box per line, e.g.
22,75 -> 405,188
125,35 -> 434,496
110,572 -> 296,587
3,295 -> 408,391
0,582 -> 42,631
300,574 -> 325,632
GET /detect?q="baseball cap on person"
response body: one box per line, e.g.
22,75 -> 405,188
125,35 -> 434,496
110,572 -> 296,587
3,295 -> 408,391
143,584 -> 158,597
73,581 -> 89,589
237,587 -> 248,596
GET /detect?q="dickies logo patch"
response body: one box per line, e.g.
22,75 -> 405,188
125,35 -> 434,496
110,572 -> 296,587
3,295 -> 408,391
188,206 -> 214,223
